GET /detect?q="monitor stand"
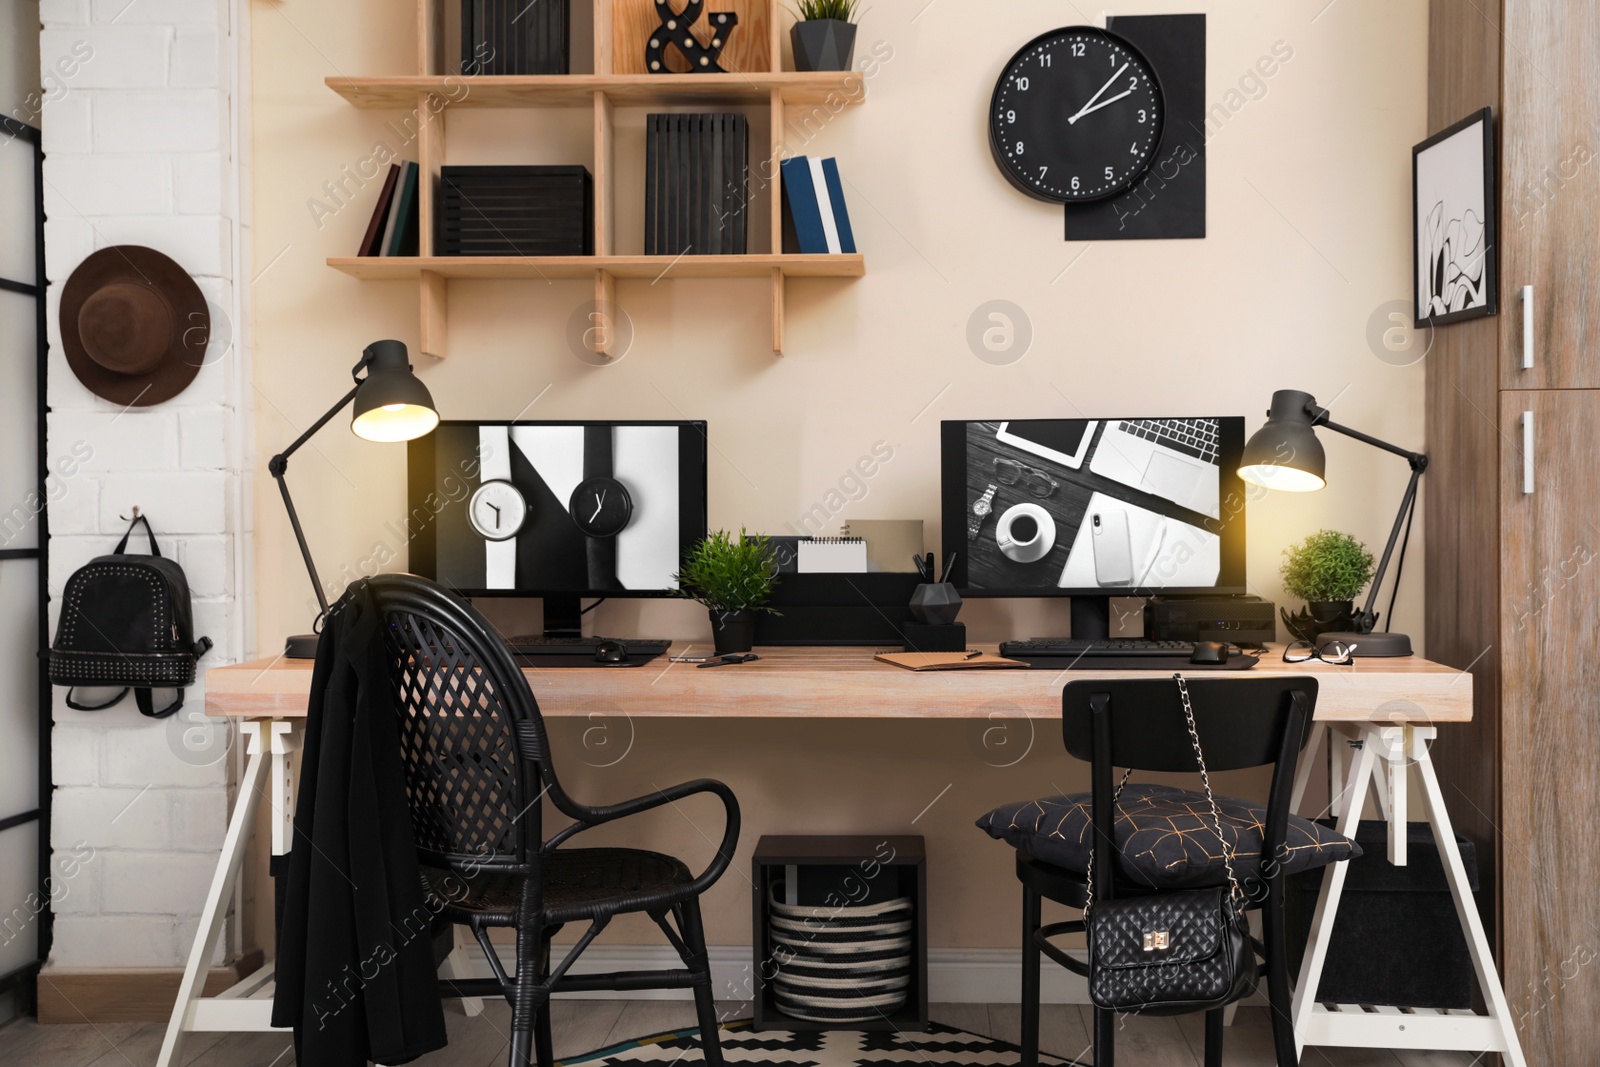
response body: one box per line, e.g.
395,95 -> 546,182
539,594 -> 586,640
1071,595 -> 1112,642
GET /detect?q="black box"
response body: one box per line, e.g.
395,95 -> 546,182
902,622 -> 966,653
754,573 -> 920,645
1144,594 -> 1276,645
644,113 -> 749,255
438,166 -> 592,257
1288,820 -> 1480,1010
463,0 -> 569,74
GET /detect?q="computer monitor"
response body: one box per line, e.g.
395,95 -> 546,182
408,420 -> 708,636
941,417 -> 1248,639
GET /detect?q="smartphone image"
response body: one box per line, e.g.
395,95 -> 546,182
1091,510 -> 1134,586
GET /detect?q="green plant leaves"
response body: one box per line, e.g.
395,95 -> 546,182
674,527 -> 781,614
1279,529 -> 1376,603
794,0 -> 860,22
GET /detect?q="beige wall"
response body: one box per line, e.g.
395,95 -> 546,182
250,0 -> 1428,948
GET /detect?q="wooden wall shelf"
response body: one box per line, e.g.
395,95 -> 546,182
327,72 -> 867,109
328,0 -> 869,358
328,254 -> 865,280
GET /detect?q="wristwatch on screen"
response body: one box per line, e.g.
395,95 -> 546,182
569,425 -> 633,591
968,483 -> 998,539
470,425 -> 526,589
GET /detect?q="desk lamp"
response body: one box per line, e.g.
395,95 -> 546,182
270,339 -> 439,658
1238,389 -> 1427,658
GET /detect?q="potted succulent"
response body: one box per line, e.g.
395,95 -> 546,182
791,0 -> 860,72
1279,530 -> 1376,642
676,527 -> 780,654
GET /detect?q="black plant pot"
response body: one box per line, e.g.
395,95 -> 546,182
710,609 -> 757,655
791,19 -> 857,72
1282,600 -> 1357,642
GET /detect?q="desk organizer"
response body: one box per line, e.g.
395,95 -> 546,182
754,573 -> 921,645
752,835 -> 928,1032
438,166 -> 593,257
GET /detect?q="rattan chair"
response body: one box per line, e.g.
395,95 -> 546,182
363,574 -> 740,1067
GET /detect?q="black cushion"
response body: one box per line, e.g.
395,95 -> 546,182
977,784 -> 1361,890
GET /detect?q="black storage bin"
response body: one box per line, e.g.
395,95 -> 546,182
438,166 -> 593,257
753,573 -> 921,645
462,0 -> 569,75
1288,820 -> 1480,1010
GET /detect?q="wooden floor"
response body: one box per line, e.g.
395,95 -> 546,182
0,999 -> 1478,1066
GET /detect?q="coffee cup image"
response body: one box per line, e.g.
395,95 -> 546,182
996,502 -> 1056,564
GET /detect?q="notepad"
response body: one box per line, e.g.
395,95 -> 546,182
874,652 -> 1028,671
797,537 -> 868,573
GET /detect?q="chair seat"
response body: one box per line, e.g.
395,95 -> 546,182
423,848 -> 694,926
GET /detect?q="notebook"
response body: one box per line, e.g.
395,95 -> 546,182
874,651 -> 1028,671
797,537 -> 867,573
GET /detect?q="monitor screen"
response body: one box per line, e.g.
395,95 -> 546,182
408,420 -> 708,598
941,417 -> 1247,596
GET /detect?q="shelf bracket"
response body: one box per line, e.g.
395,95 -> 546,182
593,269 -> 617,361
771,268 -> 785,356
420,270 -> 447,359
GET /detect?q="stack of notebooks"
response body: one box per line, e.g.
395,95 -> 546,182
438,165 -> 593,257
357,161 -> 421,257
461,0 -> 569,75
644,113 -> 750,256
780,155 -> 855,255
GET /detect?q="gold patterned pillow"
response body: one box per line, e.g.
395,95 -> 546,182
977,784 -> 1360,891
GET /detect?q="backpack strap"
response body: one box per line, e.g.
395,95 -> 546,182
114,514 -> 162,557
65,687 -> 129,711
135,688 -> 184,719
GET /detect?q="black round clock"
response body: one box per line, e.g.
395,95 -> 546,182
570,477 -> 633,538
989,27 -> 1165,203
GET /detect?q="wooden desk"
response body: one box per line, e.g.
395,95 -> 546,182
160,646 -> 1524,1067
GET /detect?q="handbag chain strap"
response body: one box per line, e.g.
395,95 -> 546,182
1083,674 -> 1243,918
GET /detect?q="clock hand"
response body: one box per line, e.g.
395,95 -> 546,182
590,490 -> 606,522
1067,87 -> 1136,125
488,502 -> 501,527
1066,62 -> 1129,125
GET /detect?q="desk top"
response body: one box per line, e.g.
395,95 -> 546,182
204,645 -> 1470,724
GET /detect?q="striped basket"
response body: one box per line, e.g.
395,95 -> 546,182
768,889 -> 914,1023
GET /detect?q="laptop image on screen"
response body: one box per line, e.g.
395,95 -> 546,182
1088,418 -> 1222,519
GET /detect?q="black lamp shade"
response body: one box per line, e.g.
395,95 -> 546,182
351,339 -> 439,443
1239,389 -> 1326,492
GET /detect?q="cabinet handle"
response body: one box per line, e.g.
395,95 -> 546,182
1522,285 -> 1534,370
1522,410 -> 1535,494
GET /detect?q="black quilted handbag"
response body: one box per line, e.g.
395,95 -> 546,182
1084,674 -> 1257,1015
48,515 -> 212,718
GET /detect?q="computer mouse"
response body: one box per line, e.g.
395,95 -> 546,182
594,640 -> 629,665
1189,640 -> 1230,666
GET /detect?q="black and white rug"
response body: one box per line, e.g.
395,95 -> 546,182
556,1020 -> 1081,1067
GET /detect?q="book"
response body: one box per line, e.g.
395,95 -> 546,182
358,163 -> 401,256
383,161 -> 418,256
729,114 -> 748,253
809,156 -> 842,254
840,519 -> 923,573
820,157 -> 856,254
874,651 -> 1028,671
377,161 -> 408,257
394,161 -> 421,256
797,536 -> 868,573
780,156 -> 827,254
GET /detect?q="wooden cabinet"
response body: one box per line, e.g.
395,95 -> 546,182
1428,4 -> 1600,1064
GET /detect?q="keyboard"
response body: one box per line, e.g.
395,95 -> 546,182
1000,637 -> 1197,665
1118,418 -> 1220,464
504,635 -> 672,666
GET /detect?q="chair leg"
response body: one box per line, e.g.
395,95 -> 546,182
508,920 -> 545,1067
679,899 -> 725,1067
1204,1008 -> 1224,1067
1093,1007 -> 1115,1067
1263,885 -> 1300,1067
535,937 -> 555,1067
1020,885 -> 1042,1067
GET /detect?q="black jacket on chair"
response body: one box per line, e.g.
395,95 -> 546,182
270,582 -> 448,1066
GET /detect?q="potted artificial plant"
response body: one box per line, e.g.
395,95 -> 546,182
676,528 -> 780,654
1279,529 -> 1377,642
790,0 -> 860,72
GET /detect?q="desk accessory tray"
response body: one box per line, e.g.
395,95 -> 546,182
754,573 -> 921,646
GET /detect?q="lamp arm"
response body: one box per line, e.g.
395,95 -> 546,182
1358,464 -> 1424,631
267,382 -> 361,619
1313,411 -> 1429,470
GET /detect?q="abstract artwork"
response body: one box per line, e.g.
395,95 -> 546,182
1413,107 -> 1497,326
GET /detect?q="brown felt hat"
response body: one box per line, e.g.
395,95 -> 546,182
60,245 -> 208,407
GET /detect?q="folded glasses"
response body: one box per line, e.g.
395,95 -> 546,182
1283,639 -> 1357,665
993,458 -> 1059,498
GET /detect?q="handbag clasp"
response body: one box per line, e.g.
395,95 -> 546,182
1142,931 -> 1171,952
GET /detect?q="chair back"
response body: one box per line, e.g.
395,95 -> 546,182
362,573 -> 554,873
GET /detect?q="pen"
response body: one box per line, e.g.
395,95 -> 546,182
963,649 -> 982,660
942,552 -> 957,583
913,553 -> 929,581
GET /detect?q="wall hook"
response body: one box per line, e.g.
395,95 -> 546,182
119,505 -> 141,521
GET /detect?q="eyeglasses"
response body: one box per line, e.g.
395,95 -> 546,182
1283,639 -> 1357,665
993,458 -> 1059,498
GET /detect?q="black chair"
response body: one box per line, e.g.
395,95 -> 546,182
1017,676 -> 1320,1067
364,574 -> 740,1067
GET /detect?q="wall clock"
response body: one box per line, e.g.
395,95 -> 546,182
469,479 -> 528,541
989,26 -> 1165,204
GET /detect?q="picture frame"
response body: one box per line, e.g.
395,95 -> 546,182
1413,106 -> 1497,326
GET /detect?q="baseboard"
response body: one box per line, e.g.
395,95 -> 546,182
37,949 -> 266,1024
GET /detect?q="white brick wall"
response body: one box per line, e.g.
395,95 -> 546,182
39,0 -> 249,973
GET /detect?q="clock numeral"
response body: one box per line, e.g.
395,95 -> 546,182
1038,165 -> 1048,178
1131,141 -> 1140,154
1015,141 -> 1024,155
1070,42 -> 1085,57
1015,76 -> 1030,90
1104,166 -> 1114,181
1006,109 -> 1016,123
1071,176 -> 1080,191
1128,75 -> 1138,89
1040,53 -> 1052,67
1138,108 -> 1147,124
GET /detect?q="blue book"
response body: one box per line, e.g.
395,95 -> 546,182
780,156 -> 828,254
819,158 -> 856,254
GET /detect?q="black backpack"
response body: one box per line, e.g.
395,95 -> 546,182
49,515 -> 213,718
